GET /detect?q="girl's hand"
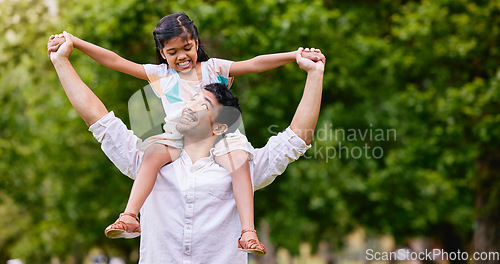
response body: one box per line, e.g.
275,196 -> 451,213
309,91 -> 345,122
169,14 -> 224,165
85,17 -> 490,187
47,34 -> 65,57
296,47 -> 325,73
49,31 -> 74,62
47,32 -> 74,57
300,48 -> 325,64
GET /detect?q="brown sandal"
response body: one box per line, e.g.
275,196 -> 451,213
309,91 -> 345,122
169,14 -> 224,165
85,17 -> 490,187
237,229 -> 267,255
104,212 -> 141,239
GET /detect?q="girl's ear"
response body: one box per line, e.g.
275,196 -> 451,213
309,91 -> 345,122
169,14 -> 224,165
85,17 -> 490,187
159,49 -> 167,60
213,123 -> 228,136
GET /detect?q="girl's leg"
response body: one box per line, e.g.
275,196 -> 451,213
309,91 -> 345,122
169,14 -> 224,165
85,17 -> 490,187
215,150 -> 266,254
126,143 -> 181,214
106,143 -> 181,238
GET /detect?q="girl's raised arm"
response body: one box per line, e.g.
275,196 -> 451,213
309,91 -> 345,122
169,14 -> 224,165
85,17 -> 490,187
48,33 -> 148,80
228,48 -> 324,77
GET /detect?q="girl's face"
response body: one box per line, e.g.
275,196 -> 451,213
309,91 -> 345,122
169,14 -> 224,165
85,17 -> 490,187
160,37 -> 199,73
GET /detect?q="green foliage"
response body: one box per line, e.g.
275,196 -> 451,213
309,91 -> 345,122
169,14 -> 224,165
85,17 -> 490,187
1,0 -> 499,261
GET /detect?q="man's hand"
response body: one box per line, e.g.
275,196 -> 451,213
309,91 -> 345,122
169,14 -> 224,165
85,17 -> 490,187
296,47 -> 325,73
48,32 -> 73,62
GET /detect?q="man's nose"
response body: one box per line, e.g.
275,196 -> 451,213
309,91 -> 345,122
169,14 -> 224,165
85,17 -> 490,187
185,100 -> 200,111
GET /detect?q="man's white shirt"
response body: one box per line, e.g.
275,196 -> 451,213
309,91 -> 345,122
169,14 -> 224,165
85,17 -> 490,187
89,111 -> 310,264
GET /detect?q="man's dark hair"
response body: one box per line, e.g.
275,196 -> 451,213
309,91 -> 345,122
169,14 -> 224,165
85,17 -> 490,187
203,83 -> 242,134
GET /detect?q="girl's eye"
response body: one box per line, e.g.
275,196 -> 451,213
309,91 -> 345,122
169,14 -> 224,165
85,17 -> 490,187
184,47 -> 192,51
168,52 -> 176,56
201,104 -> 208,110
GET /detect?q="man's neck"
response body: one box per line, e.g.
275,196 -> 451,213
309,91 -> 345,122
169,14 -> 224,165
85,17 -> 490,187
182,136 -> 217,164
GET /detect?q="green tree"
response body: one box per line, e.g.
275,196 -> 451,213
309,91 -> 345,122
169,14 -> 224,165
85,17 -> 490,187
1,0 -> 499,262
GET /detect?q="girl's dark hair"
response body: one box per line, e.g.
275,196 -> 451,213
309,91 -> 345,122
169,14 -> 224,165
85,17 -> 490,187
153,12 -> 209,65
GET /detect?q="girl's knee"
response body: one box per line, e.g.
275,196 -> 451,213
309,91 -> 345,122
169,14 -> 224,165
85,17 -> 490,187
143,144 -> 180,166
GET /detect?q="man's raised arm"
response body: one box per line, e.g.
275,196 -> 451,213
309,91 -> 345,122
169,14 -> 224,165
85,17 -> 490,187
290,48 -> 325,145
250,49 -> 324,190
49,32 -> 108,127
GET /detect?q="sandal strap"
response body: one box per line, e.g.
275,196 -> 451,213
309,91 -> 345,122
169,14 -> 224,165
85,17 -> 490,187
120,212 -> 139,222
238,237 -> 267,255
238,229 -> 267,255
106,213 -> 141,233
106,220 -> 141,234
107,220 -> 128,231
245,239 -> 265,250
241,229 -> 257,236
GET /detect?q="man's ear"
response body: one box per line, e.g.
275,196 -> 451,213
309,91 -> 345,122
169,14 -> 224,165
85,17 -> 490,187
213,123 -> 228,136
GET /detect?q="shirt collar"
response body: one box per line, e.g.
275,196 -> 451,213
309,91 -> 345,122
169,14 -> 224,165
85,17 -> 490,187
179,149 -> 216,172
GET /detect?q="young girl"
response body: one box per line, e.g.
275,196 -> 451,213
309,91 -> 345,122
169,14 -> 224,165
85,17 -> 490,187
49,12 -> 323,255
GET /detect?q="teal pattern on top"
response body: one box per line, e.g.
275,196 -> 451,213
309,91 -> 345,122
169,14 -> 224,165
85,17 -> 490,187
217,76 -> 228,85
165,82 -> 182,103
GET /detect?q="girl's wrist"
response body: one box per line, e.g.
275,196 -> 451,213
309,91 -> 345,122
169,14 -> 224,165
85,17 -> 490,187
71,36 -> 81,49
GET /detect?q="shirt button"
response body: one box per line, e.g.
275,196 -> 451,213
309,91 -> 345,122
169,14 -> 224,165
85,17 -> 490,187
185,246 -> 189,251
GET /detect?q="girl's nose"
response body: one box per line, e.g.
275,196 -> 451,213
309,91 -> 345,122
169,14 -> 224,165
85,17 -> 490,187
177,51 -> 187,60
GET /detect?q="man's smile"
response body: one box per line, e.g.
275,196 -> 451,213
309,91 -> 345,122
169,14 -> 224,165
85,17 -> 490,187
179,109 -> 198,124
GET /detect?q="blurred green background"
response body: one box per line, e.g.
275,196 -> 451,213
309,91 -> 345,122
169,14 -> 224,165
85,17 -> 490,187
1,0 -> 499,263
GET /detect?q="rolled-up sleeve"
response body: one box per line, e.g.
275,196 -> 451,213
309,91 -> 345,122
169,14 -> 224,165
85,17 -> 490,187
88,111 -> 143,179
251,127 -> 311,190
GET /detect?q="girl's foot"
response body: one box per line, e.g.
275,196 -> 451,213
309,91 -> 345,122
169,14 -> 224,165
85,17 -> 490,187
104,212 -> 141,239
238,229 -> 266,255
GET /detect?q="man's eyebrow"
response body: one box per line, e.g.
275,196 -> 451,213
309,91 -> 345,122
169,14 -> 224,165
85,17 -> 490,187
204,96 -> 214,108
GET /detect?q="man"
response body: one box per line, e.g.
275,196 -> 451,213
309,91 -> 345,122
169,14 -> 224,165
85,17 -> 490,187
49,32 -> 324,263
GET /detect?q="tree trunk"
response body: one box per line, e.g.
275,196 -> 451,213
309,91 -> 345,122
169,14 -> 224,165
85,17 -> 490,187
439,223 -> 468,264
474,153 -> 500,264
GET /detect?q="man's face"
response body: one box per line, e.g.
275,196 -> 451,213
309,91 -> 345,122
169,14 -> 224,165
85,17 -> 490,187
176,90 -> 222,139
